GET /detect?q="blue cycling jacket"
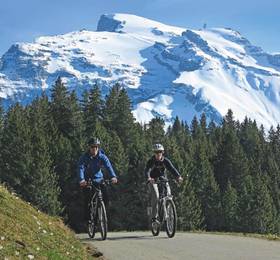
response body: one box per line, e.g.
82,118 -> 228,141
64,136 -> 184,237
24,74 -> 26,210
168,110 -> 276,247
78,149 -> 116,183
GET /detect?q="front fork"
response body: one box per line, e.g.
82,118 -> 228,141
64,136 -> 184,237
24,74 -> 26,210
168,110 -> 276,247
90,190 -> 103,222
97,190 -> 104,221
162,196 -> 173,221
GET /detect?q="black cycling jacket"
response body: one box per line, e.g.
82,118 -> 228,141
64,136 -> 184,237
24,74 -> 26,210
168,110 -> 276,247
144,156 -> 181,179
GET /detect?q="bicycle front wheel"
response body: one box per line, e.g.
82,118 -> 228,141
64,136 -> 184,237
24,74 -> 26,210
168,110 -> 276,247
165,199 -> 177,238
98,202 -> 108,240
88,203 -> 96,239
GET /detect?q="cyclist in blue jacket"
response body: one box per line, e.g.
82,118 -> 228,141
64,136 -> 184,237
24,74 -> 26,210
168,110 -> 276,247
78,137 -> 117,222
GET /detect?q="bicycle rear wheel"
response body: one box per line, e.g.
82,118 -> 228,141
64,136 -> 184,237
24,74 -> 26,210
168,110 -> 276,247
151,220 -> 160,236
165,199 -> 177,238
98,202 -> 108,240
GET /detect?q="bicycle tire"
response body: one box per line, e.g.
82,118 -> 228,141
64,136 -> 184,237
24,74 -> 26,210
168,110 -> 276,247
151,221 -> 160,236
98,202 -> 108,240
165,199 -> 177,238
151,202 -> 163,236
88,202 -> 96,238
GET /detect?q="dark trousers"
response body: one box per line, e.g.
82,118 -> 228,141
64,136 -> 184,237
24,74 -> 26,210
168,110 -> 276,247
82,184 -> 109,221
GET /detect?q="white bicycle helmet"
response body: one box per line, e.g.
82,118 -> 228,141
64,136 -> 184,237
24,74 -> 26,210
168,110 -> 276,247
153,143 -> 164,152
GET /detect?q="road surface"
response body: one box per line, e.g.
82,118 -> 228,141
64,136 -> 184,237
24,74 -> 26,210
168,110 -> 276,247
77,231 -> 280,260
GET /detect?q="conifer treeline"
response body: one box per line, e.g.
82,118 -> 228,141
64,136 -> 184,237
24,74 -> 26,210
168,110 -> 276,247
0,78 -> 279,234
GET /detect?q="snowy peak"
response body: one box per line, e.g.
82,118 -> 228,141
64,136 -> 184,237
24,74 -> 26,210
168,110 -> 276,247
97,13 -> 185,38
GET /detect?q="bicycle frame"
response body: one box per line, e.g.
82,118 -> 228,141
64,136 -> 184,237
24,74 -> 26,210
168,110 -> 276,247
88,180 -> 106,218
87,179 -> 110,240
160,196 -> 169,221
150,178 -> 178,238
157,180 -> 173,222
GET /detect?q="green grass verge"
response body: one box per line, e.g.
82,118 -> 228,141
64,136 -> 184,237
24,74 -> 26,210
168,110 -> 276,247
0,185 -> 100,259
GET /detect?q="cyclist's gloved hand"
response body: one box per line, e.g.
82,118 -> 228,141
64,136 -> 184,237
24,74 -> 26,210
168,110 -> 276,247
147,177 -> 155,184
111,177 -> 118,184
80,180 -> 87,188
177,176 -> 183,184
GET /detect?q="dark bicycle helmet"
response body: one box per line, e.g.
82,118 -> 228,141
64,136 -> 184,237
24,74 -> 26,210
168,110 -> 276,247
88,137 -> 101,146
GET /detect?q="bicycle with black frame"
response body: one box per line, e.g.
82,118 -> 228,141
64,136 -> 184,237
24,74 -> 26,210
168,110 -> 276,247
87,178 -> 110,240
150,178 -> 177,238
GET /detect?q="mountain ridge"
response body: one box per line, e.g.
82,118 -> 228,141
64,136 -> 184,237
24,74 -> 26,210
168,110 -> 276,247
0,13 -> 279,129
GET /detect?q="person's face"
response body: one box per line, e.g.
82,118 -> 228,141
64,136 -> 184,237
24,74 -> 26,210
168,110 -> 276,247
89,145 -> 99,156
155,150 -> 163,161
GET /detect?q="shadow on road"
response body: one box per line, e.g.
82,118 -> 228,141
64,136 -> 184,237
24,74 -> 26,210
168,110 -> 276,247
80,234 -> 168,242
107,235 -> 167,241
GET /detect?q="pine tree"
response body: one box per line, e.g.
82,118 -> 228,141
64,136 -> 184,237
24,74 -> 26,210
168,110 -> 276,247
104,85 -> 136,148
235,173 -> 275,234
190,116 -> 200,140
27,97 -> 62,215
222,181 -> 238,231
104,130 -> 128,177
114,119 -> 148,229
112,127 -> 148,230
179,179 -> 204,231
224,109 -> 235,128
171,116 -> 182,135
169,117 -> 190,154
146,117 -> 165,144
265,155 -> 280,215
268,125 -> 280,168
237,175 -> 254,232
68,91 -> 83,142
250,174 -> 277,233
50,77 -> 73,137
189,140 -> 222,230
49,78 -> 83,222
200,113 -> 207,134
238,117 -> 264,173
163,136 -> 185,199
0,103 -> 33,200
214,111 -> 249,192
103,83 -> 121,128
267,124 -> 280,216
82,84 -> 104,139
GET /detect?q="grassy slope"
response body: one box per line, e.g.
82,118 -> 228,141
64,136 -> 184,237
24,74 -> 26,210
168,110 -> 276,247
0,185 -> 98,260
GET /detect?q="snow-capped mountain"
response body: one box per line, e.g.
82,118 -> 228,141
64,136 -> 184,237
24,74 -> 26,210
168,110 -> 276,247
0,13 -> 280,129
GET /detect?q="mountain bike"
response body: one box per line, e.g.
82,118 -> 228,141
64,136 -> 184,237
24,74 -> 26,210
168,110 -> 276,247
150,178 -> 177,238
87,179 -> 109,240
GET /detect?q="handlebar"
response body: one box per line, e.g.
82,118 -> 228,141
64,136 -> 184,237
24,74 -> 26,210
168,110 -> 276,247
87,178 -> 113,187
146,178 -> 168,185
146,178 -> 181,185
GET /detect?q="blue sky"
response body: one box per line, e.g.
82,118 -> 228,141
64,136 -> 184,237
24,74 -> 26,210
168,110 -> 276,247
1,0 -> 279,55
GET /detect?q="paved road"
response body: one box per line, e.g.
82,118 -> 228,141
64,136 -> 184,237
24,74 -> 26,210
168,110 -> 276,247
77,231 -> 280,260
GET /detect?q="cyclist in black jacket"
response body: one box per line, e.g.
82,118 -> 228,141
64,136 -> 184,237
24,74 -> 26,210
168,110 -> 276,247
145,143 -> 183,224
